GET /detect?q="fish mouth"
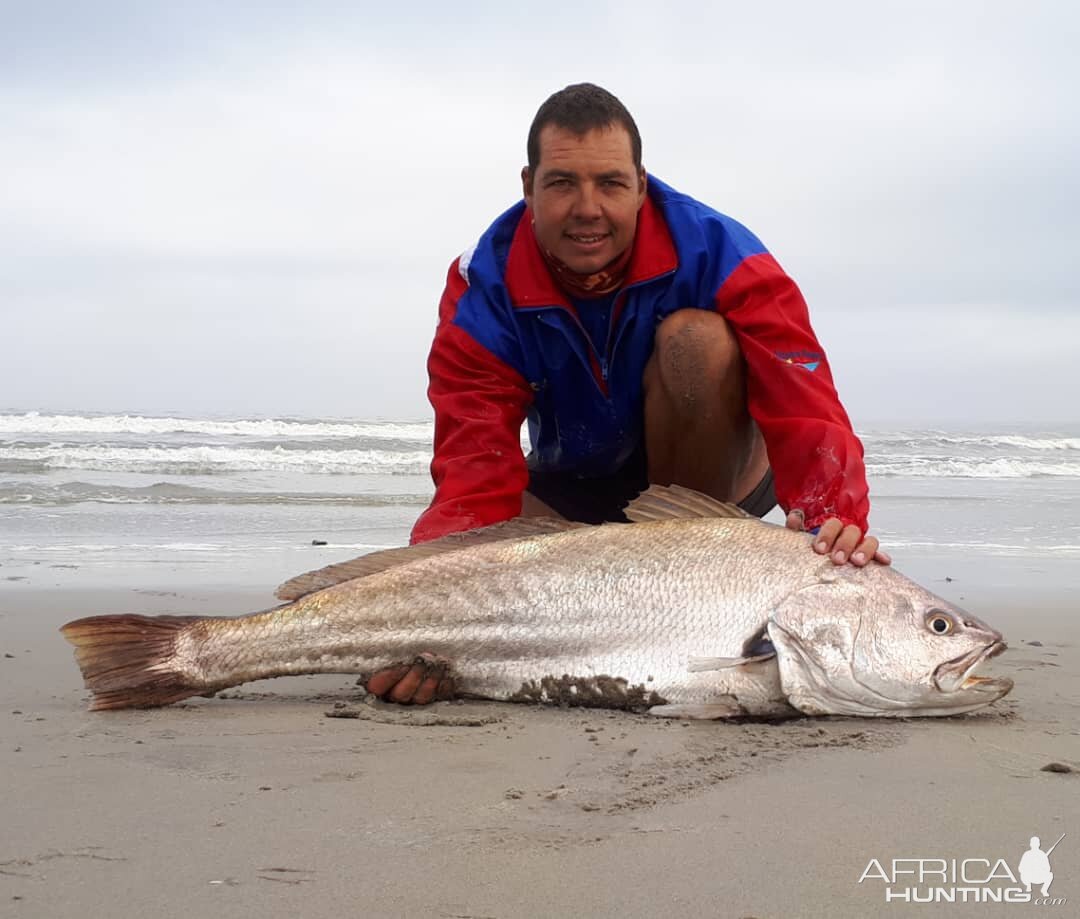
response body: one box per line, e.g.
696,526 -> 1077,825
933,640 -> 1012,696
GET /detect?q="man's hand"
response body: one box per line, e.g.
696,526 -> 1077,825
365,653 -> 455,705
785,511 -> 891,568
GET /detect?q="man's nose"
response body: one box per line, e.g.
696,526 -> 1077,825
571,183 -> 603,219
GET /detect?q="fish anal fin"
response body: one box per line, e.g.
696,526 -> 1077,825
275,516 -> 587,601
624,485 -> 754,523
647,699 -> 747,720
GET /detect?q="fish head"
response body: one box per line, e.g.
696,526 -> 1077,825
767,565 -> 1012,717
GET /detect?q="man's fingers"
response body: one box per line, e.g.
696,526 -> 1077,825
830,525 -> 862,565
412,668 -> 446,705
785,509 -> 805,532
813,518 -> 843,554
366,664 -> 410,697
805,516 -> 891,568
389,660 -> 428,703
411,655 -> 452,704
367,653 -> 455,705
850,535 -> 880,567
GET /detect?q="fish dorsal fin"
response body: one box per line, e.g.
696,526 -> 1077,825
274,516 -> 587,601
624,484 -> 754,523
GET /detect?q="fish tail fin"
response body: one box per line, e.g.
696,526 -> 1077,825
60,614 -> 206,710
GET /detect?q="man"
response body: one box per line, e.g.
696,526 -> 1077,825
369,83 -> 887,704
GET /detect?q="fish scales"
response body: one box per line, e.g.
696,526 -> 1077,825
60,487 -> 1014,718
186,520 -> 806,704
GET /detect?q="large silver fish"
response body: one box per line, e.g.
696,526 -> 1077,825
61,487 -> 1012,718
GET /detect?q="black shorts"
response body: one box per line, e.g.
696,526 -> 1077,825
526,446 -> 776,524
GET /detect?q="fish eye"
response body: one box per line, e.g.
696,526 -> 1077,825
926,611 -> 954,635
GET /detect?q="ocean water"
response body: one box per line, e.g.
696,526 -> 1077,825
1,411 -> 1078,595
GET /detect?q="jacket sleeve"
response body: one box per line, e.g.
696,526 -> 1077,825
409,260 -> 534,544
715,252 -> 870,534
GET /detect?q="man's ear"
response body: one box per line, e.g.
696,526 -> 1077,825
637,168 -> 648,209
521,166 -> 533,203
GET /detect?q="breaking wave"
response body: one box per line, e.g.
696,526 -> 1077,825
0,444 -> 432,476
864,457 -> 1080,478
0,411 -> 433,442
862,431 -> 1080,452
1,413 -> 1076,480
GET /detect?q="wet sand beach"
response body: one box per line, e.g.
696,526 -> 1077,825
2,575 -> 1077,918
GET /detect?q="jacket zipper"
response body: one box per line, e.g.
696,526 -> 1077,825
604,267 -> 678,387
537,266 -> 678,397
538,306 -> 611,396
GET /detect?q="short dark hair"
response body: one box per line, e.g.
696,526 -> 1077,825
526,83 -> 642,172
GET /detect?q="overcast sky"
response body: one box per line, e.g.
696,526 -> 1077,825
2,1 -> 1077,425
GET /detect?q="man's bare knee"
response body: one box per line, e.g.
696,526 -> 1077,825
646,310 -> 743,411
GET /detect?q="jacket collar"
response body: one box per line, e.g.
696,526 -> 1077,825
505,187 -> 678,308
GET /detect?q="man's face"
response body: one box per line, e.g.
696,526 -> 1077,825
523,123 -> 647,275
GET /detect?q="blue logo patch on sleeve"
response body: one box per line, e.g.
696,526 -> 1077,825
776,350 -> 824,372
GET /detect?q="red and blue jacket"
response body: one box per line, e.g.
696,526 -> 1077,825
410,176 -> 869,544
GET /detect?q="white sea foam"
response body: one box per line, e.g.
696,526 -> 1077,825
0,444 -> 433,475
862,431 -> 1080,451
4,444 -> 1075,479
0,411 -> 434,442
865,456 -> 1080,478
2,413 -> 1077,480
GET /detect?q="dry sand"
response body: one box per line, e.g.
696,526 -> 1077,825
2,581 -> 1077,918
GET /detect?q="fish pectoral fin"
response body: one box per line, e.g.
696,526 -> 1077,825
687,652 -> 776,672
647,700 -> 746,720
